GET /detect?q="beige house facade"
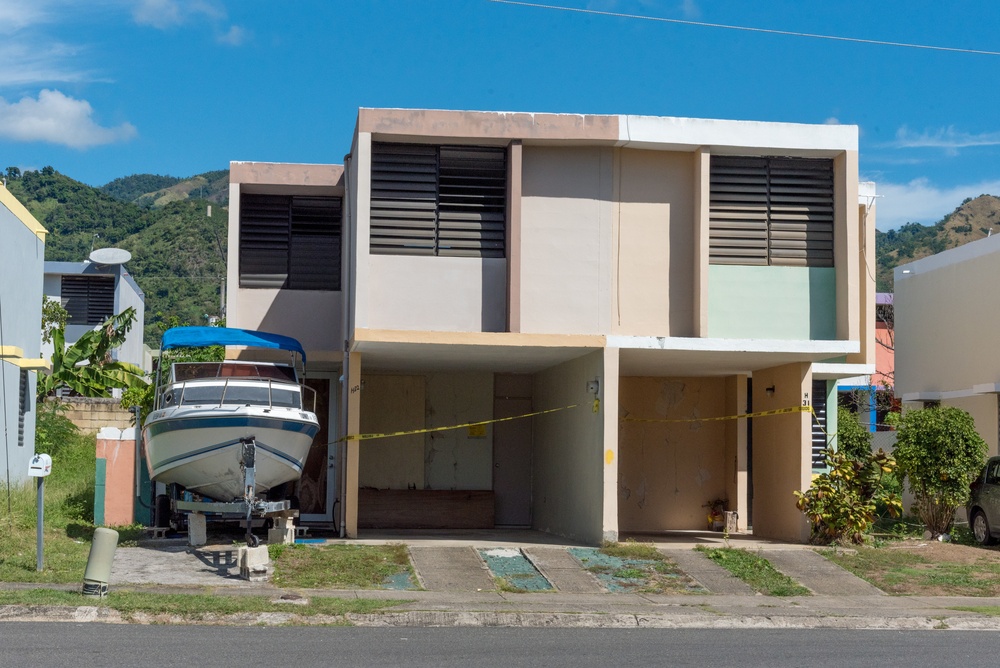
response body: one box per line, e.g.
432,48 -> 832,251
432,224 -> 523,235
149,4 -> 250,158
894,235 -> 1000,456
227,108 -> 876,544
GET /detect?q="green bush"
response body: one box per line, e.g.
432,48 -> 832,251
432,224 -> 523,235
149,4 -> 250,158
795,447 -> 902,545
893,406 -> 987,537
836,406 -> 873,461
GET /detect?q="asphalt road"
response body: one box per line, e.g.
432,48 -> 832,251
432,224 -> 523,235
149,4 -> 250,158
2,625 -> 997,667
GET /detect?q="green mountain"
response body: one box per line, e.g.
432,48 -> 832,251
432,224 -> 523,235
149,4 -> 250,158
6,167 -> 229,346
875,194 -> 1000,291
100,170 -> 230,209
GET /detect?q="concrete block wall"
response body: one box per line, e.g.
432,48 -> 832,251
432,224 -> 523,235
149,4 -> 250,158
56,398 -> 134,432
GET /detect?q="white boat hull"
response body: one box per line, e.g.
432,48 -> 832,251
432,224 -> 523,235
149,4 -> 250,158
142,404 -> 319,502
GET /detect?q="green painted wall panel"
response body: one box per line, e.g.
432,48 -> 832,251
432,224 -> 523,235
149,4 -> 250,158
94,458 -> 107,527
708,265 -> 837,340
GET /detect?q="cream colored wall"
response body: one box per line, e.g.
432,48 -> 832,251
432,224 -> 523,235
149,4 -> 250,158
618,376 -> 729,531
358,374 -> 425,489
424,372 -> 495,489
234,289 -> 343,363
612,149 -> 695,337
367,256 -> 507,332
946,395 -> 999,458
519,146 -> 613,335
724,375 -> 749,531
532,350 -> 608,544
751,363 -> 812,543
896,242 -> 1000,395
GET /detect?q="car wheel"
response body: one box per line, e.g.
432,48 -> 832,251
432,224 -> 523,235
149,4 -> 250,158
972,510 -> 996,546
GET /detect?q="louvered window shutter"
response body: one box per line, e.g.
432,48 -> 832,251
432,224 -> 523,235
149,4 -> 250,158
61,275 -> 115,325
371,143 -> 507,257
710,156 -> 834,267
240,194 -> 342,290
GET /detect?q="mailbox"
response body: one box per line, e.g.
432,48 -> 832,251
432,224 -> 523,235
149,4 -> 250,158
28,454 -> 52,477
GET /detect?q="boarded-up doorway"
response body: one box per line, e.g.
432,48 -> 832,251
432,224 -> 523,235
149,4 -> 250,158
493,374 -> 533,527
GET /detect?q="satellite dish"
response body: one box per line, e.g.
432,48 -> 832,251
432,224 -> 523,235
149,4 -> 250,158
89,247 -> 132,266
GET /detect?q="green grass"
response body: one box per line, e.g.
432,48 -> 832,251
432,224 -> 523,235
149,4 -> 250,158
600,540 -> 663,561
949,606 -> 1000,616
0,588 -> 404,622
697,547 -> 810,596
270,543 -> 415,589
822,546 -> 1000,596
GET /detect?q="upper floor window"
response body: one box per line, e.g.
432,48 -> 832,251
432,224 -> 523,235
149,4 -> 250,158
62,275 -> 114,325
370,143 -> 507,258
239,194 -> 342,290
709,156 -> 834,267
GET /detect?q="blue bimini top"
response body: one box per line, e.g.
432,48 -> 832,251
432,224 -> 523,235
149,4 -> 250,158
160,327 -> 307,363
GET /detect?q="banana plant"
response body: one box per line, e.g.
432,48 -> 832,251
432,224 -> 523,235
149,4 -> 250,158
37,307 -> 148,398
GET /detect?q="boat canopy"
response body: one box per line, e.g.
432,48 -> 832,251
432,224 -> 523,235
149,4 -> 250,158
160,327 -> 307,363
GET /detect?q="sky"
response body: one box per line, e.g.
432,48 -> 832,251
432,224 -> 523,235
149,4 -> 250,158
2,0 -> 1000,230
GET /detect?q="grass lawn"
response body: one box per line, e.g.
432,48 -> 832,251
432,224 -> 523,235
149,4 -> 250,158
270,543 -> 416,589
696,547 -> 810,596
822,540 -> 1000,596
569,541 -> 705,594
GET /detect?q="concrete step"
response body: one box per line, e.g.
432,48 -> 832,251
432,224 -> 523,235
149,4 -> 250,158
524,547 -> 605,594
759,549 -> 885,596
659,548 -> 756,595
408,546 -> 495,592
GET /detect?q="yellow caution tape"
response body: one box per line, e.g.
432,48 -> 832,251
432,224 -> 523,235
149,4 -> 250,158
621,404 -> 814,424
339,404 -> 580,442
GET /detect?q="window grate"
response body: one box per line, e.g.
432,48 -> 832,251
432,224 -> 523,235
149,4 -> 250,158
61,275 -> 115,325
710,156 -> 834,267
239,194 -> 342,290
371,143 -> 507,257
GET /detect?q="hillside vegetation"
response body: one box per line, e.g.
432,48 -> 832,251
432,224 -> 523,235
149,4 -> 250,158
876,194 -> 1000,291
6,167 -> 229,345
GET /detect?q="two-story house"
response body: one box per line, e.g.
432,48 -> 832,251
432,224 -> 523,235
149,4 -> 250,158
227,108 -> 876,544
0,185 -> 48,486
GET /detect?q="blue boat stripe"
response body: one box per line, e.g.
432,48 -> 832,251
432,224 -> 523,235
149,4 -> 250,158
146,415 -> 317,439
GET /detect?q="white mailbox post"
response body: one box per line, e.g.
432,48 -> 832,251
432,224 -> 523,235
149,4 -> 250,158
28,454 -> 52,572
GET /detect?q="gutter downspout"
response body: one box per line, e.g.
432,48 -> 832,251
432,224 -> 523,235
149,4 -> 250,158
340,152 -> 353,539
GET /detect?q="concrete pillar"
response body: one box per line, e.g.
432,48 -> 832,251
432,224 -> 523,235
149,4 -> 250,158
343,351 -> 362,537
267,517 -> 295,545
601,347 -> 620,543
239,545 -> 269,581
188,512 -> 207,547
724,374 -> 749,532
750,362 -> 812,543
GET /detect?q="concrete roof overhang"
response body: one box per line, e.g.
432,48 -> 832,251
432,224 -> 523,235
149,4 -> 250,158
350,330 -> 860,377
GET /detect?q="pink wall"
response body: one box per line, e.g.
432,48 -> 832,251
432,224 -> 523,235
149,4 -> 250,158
96,427 -> 136,526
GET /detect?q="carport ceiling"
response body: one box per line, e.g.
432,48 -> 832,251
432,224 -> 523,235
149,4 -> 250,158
618,347 -> 850,377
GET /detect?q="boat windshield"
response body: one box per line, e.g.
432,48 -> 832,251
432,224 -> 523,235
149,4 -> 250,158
165,382 -> 302,409
172,362 -> 297,383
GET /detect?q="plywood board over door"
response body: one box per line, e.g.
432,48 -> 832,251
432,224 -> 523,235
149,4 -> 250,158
359,375 -> 425,490
494,374 -> 533,526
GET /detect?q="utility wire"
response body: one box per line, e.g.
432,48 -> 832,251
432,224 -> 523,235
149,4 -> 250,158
487,0 -> 1000,57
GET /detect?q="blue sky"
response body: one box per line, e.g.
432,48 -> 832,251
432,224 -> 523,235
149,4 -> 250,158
2,0 -> 1000,230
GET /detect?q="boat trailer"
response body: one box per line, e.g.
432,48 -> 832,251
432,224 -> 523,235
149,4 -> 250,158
172,437 -> 293,547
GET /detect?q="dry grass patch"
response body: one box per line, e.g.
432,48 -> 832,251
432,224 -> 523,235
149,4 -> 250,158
822,540 -> 1000,596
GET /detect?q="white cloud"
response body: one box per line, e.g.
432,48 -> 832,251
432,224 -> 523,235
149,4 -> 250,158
0,1 -> 49,34
132,0 -> 226,29
0,89 -> 137,149
679,0 -> 700,19
824,117 -> 840,125
0,42 -> 94,86
890,125 -> 1000,150
874,177 -> 1000,230
216,24 -> 248,46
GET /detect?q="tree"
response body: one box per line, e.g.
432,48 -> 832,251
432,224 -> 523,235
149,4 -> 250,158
836,406 -> 872,461
41,297 -> 69,345
37,307 -> 148,398
892,406 -> 988,538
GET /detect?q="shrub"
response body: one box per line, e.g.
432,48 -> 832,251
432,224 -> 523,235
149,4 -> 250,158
795,447 -> 902,544
892,406 -> 987,537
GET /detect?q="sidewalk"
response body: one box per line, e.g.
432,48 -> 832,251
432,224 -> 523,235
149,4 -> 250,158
3,531 -> 1000,629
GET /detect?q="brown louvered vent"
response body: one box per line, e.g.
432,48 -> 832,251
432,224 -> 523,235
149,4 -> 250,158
240,194 -> 342,290
710,156 -> 834,267
371,143 -> 506,257
62,275 -> 115,325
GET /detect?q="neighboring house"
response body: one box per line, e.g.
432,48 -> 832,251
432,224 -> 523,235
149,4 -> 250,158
42,256 -> 146,372
227,108 -> 876,544
0,185 -> 49,487
895,234 -> 1000,456
837,290 -> 895,434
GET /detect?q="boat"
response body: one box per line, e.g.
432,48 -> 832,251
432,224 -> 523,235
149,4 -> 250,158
142,327 -> 320,505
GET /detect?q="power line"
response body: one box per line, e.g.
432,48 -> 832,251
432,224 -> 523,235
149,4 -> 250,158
487,0 -> 1000,57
